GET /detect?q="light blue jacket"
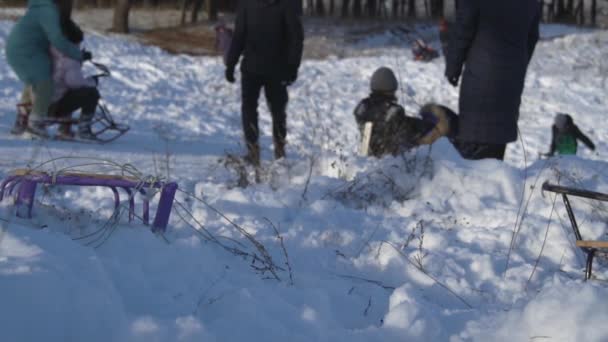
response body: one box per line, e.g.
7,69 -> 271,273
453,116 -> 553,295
5,0 -> 82,84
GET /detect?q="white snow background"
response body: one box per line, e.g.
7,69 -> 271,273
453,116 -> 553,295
0,21 -> 607,342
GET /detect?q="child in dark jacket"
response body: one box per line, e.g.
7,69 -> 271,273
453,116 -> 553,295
545,113 -> 595,156
354,67 -> 456,157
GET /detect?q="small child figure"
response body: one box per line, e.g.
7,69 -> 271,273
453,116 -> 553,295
544,113 -> 595,157
412,39 -> 439,62
354,67 -> 456,157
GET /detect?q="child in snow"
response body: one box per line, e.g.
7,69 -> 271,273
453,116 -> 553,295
354,67 -> 456,157
412,39 -> 439,62
544,113 -> 595,157
47,18 -> 99,139
5,0 -> 88,137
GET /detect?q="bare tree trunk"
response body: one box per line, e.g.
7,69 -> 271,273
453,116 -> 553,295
591,0 -> 597,26
430,0 -> 443,17
112,0 -> 131,33
191,0 -> 203,23
329,0 -> 335,15
342,0 -> 351,17
392,0 -> 399,18
316,0 -> 325,15
307,0 -> 314,14
180,0 -> 189,25
367,0 -> 377,16
207,0 -> 218,21
574,0 -> 584,24
354,0 -> 362,17
408,0 -> 416,18
566,0 -> 574,12
556,0 -> 566,18
96,0 -> 109,8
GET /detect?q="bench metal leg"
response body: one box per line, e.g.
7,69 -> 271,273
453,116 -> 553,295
121,187 -> 135,222
585,250 -> 596,281
109,187 -> 120,211
143,199 -> 150,226
152,182 -> 177,233
0,176 -> 19,201
15,180 -> 37,219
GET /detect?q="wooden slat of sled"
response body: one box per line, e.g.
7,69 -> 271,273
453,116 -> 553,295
10,169 -> 140,182
576,241 -> 608,249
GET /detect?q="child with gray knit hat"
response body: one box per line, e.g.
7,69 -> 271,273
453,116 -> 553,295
544,113 -> 595,156
354,67 -> 457,157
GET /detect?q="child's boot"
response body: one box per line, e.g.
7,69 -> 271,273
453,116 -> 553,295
57,123 -> 74,139
274,137 -> 286,160
245,142 -> 260,167
78,112 -> 96,140
11,113 -> 28,135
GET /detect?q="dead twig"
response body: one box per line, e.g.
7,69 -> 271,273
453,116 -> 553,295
265,217 -> 294,286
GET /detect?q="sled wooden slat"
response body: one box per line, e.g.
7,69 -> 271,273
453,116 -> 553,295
11,169 -> 140,182
575,241 -> 608,249
543,181 -> 608,281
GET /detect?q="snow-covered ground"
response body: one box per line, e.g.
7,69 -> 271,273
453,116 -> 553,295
1,21 -> 608,341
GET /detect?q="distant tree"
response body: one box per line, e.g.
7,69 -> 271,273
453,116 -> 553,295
555,0 -> 567,18
408,0 -> 416,17
430,0 -> 443,17
342,0 -> 351,17
367,0 -> 377,16
206,0 -> 218,20
566,0 -> 574,13
191,0 -> 203,23
392,0 -> 400,18
316,0 -> 326,15
96,0 -> 111,8
112,0 -> 131,33
353,0 -> 362,16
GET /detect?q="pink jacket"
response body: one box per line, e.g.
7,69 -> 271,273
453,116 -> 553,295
50,46 -> 96,102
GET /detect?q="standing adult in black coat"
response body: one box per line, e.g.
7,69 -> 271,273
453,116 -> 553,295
445,0 -> 541,160
225,0 -> 304,166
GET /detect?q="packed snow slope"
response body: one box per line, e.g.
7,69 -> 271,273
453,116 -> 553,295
0,22 -> 608,342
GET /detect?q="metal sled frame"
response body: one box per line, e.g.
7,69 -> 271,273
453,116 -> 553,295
16,62 -> 129,143
0,169 -> 177,233
542,182 -> 608,280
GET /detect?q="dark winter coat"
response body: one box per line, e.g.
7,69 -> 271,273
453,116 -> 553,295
5,0 -> 83,84
226,0 -> 304,81
446,0 -> 541,144
354,93 -> 432,157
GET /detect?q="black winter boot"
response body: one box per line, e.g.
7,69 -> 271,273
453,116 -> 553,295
78,122 -> 96,140
56,123 -> 74,140
274,137 -> 286,160
245,143 -> 260,167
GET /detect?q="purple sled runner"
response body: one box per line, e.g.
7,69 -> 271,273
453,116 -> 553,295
0,169 -> 177,233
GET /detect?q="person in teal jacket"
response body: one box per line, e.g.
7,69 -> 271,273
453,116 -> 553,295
5,0 -> 85,137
